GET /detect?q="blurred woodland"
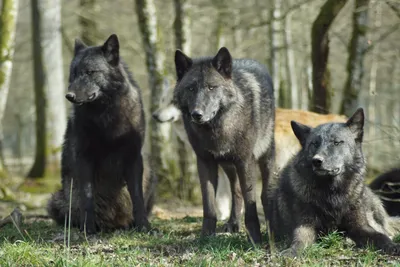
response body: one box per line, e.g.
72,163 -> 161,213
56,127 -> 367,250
0,0 -> 399,204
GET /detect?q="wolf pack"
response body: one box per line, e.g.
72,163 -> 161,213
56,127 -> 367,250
47,34 -> 400,257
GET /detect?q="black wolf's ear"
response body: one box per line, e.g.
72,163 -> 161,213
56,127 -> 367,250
74,39 -> 87,55
346,108 -> 364,142
212,47 -> 232,79
291,121 -> 312,147
175,50 -> 193,80
102,34 -> 120,66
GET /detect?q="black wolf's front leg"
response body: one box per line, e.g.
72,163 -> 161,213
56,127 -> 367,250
281,225 -> 317,257
77,160 -> 96,234
346,225 -> 400,255
235,156 -> 261,244
197,156 -> 219,237
125,153 -> 150,231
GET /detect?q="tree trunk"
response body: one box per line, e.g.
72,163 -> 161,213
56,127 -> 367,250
284,10 -> 299,109
0,0 -> 19,178
79,0 -> 98,46
173,0 -> 196,201
28,0 -> 66,178
269,0 -> 285,106
135,0 -> 174,192
311,0 -> 348,114
340,0 -> 370,117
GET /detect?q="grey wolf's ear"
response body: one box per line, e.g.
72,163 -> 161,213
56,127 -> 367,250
74,39 -> 87,55
346,108 -> 364,142
291,121 -> 311,147
102,34 -> 120,66
175,50 -> 193,80
212,47 -> 232,79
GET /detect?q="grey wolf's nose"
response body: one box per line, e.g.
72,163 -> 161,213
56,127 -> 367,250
65,92 -> 76,102
312,156 -> 323,168
152,112 -> 160,121
191,110 -> 203,121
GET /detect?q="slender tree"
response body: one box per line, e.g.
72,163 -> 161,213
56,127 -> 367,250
28,0 -> 66,178
311,0 -> 348,114
0,0 -> 19,177
135,0 -> 174,190
341,0 -> 370,117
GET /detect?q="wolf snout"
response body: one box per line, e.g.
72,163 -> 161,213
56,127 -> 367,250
312,156 -> 323,168
191,110 -> 204,122
65,92 -> 76,102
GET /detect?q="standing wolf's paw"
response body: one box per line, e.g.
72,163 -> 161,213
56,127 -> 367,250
222,221 -> 240,233
133,218 -> 151,232
280,247 -> 299,258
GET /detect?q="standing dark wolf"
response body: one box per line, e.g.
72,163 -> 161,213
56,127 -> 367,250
267,108 -> 400,256
173,47 -> 275,243
47,34 -> 156,234
369,168 -> 400,216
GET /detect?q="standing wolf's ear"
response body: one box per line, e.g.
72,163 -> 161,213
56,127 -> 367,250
102,34 -> 120,66
74,39 -> 87,55
346,108 -> 364,142
175,50 -> 193,80
291,121 -> 312,147
212,47 -> 232,79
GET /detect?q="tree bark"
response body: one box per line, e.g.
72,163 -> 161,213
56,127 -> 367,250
340,0 -> 370,117
311,0 -> 348,114
135,0 -> 173,191
28,0 -> 66,178
0,0 -> 19,178
173,0 -> 196,201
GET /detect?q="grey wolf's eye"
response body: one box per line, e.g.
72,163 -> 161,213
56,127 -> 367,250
334,141 -> 343,146
208,85 -> 216,91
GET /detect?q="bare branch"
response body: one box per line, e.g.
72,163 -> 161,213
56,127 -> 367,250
366,22 -> 400,53
385,0 -> 400,18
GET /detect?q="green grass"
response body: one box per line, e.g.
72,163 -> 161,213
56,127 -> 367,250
1,217 -> 400,267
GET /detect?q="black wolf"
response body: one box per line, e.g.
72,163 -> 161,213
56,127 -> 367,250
47,34 -> 156,234
173,47 -> 275,243
370,168 -> 400,217
267,108 -> 400,256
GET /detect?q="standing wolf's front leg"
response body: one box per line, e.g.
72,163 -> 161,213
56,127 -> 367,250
77,159 -> 96,234
125,152 -> 150,231
281,225 -> 317,257
197,156 -> 219,236
236,156 -> 262,244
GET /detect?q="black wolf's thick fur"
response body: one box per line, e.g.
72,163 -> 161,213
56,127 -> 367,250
173,47 -> 275,243
370,168 -> 400,216
47,34 -> 156,233
267,108 -> 400,256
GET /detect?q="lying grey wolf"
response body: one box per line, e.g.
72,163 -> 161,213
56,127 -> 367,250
267,108 -> 400,256
47,34 -> 156,234
370,168 -> 400,217
173,47 -> 275,243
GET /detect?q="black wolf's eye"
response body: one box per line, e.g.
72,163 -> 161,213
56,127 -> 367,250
189,87 -> 194,91
85,70 -> 96,75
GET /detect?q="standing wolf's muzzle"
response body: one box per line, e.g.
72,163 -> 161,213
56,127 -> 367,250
66,92 -> 76,102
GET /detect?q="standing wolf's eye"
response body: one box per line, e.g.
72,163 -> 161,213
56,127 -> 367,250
334,141 -> 343,146
310,141 -> 318,147
189,87 -> 194,91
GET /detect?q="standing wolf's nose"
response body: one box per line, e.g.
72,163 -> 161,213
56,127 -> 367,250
191,110 -> 203,122
312,156 -> 324,168
65,92 -> 76,102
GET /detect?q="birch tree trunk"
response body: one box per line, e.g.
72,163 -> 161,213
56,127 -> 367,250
284,9 -> 299,109
173,0 -> 196,201
269,0 -> 285,106
135,0 -> 174,190
340,0 -> 370,117
0,0 -> 19,177
311,0 -> 348,114
28,0 -> 66,178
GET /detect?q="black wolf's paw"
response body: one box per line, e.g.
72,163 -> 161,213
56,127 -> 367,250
382,243 -> 400,256
222,221 -> 240,233
79,222 -> 97,235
